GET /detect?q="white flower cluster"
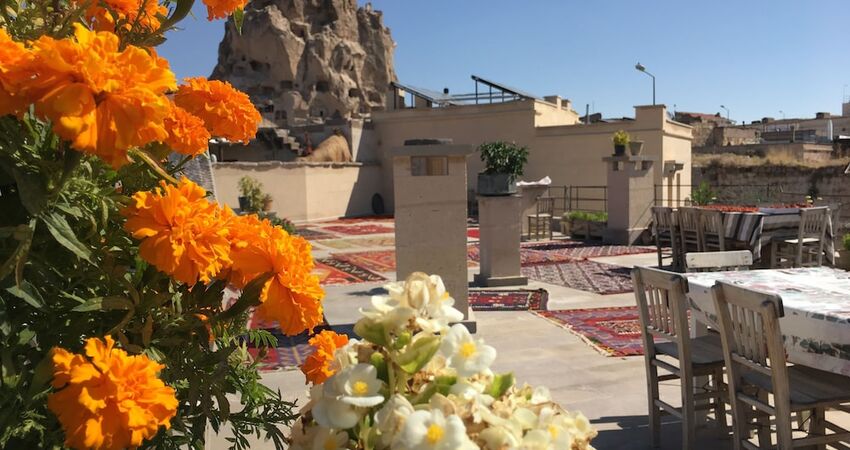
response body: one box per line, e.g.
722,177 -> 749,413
289,272 -> 597,450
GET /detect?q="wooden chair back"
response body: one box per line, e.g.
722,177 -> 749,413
685,250 -> 753,272
536,197 -> 554,216
677,207 -> 701,252
698,208 -> 726,251
711,281 -> 791,446
632,267 -> 692,364
652,206 -> 680,269
798,206 -> 828,240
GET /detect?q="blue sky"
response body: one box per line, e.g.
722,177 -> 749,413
159,0 -> 850,123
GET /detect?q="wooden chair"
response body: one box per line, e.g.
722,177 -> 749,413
632,267 -> 728,449
678,207 -> 702,255
772,207 -> 828,268
711,281 -> 850,449
527,197 -> 553,241
698,208 -> 726,252
652,206 -> 681,270
685,250 -> 753,273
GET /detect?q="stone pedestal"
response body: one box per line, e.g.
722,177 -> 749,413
518,185 -> 549,236
393,140 -> 474,321
474,195 -> 527,287
602,155 -> 657,245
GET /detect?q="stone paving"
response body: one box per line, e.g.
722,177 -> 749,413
207,218 -> 846,449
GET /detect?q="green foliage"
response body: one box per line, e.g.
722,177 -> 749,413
565,211 -> 608,222
0,114 -> 295,449
478,141 -> 529,181
612,130 -> 630,146
691,181 -> 717,206
843,233 -> 850,252
237,176 -> 265,213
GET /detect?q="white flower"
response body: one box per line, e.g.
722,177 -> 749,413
331,338 -> 360,372
479,425 -> 521,449
439,324 -> 496,377
359,295 -> 415,330
396,409 -> 479,450
374,394 -> 415,447
520,428 -> 553,449
312,364 -> 385,429
310,427 -> 349,450
333,363 -> 384,407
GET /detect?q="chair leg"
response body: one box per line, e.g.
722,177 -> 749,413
757,390 -> 775,449
810,407 -> 826,450
646,363 -> 662,448
681,375 -> 696,450
712,367 -> 728,431
730,392 -> 749,450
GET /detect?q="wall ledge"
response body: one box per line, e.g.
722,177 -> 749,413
213,161 -> 380,169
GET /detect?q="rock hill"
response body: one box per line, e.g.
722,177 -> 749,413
211,0 -> 396,126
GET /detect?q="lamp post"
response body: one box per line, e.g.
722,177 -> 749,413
779,110 -> 786,120
720,105 -> 730,121
635,62 -> 655,105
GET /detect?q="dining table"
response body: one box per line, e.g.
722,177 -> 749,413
686,267 -> 850,378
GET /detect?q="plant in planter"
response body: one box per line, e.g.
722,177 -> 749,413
564,211 -> 608,240
838,233 -> 850,270
690,181 -> 717,206
612,130 -> 629,156
238,176 -> 265,212
262,193 -> 274,211
628,139 -> 644,156
477,141 -> 529,196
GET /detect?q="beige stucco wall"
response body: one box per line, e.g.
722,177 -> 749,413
212,161 -> 383,222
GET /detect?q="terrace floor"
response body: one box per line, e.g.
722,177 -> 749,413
206,216 -> 844,449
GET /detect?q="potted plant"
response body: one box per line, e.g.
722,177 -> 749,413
612,130 -> 629,156
237,176 -> 264,212
262,193 -> 273,211
629,139 -> 644,156
477,141 -> 529,196
564,210 -> 607,240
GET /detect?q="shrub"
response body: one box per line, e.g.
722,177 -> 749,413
238,176 -> 265,212
691,181 -> 717,206
844,233 -> 850,251
566,211 -> 608,222
478,141 -> 529,181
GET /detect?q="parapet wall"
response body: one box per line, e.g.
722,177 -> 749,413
213,161 -> 384,222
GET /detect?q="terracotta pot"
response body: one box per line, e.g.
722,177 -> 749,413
262,198 -> 273,212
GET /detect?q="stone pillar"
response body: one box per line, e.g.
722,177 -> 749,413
393,139 -> 473,320
602,155 -> 657,245
474,195 -> 527,287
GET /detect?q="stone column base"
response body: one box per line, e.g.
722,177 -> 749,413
473,274 -> 528,287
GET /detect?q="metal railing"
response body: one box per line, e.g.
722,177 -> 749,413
653,183 -> 782,207
547,185 -> 607,215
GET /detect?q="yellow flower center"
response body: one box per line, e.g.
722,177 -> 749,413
549,425 -> 559,439
352,381 -> 369,396
324,437 -> 338,450
426,424 -> 444,444
459,342 -> 477,358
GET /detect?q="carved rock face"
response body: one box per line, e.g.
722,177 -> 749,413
211,0 -> 397,126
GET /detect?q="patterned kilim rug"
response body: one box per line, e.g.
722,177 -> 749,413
467,228 -> 480,239
523,241 -> 655,260
321,215 -> 395,224
466,245 -> 573,266
247,324 -> 357,372
469,289 -> 548,311
314,258 -> 387,285
521,260 -> 633,295
295,227 -> 337,240
322,224 -> 394,236
534,307 -> 643,357
317,237 -> 395,251
337,249 -> 478,273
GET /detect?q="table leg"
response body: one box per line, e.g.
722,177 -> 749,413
691,316 -> 711,425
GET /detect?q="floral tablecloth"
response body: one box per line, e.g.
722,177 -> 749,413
720,210 -> 834,264
686,268 -> 850,376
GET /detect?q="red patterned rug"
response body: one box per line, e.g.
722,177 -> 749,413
467,244 -> 573,266
321,215 -> 395,224
247,324 -> 356,372
295,227 -> 337,240
521,260 -> 633,295
467,228 -> 480,239
534,307 -> 643,357
469,289 -> 548,311
335,250 -> 396,273
523,241 -> 655,259
322,224 -> 394,236
314,258 -> 387,285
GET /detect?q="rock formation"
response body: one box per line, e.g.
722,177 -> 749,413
296,131 -> 352,162
211,0 -> 396,127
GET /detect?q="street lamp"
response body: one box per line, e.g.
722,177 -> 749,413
635,62 -> 655,105
779,110 -> 786,120
720,105 -> 730,121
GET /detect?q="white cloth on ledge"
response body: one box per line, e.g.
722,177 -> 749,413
515,176 -> 551,187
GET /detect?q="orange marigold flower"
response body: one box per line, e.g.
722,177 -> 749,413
201,0 -> 248,20
228,216 -> 325,336
48,336 -> 177,450
0,29 -> 35,116
163,104 -> 211,156
26,24 -> 175,167
79,0 -> 168,32
174,77 -> 260,144
301,330 -> 348,384
122,178 -> 232,285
